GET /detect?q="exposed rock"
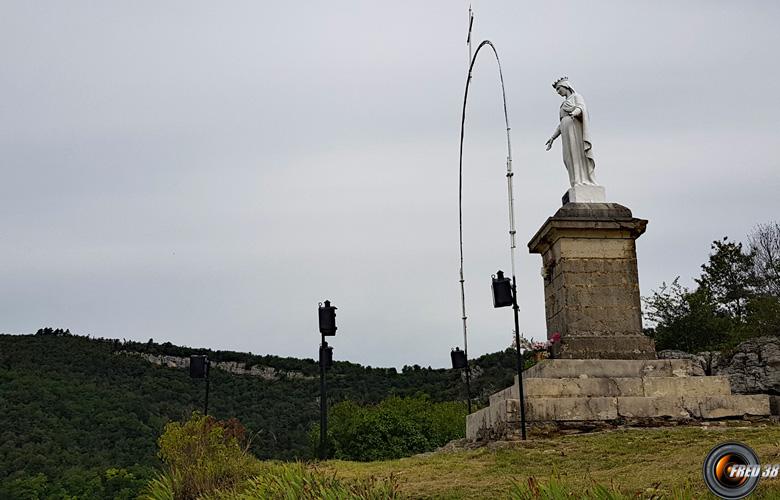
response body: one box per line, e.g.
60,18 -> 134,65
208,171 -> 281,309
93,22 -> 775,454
117,351 -> 311,380
714,337 -> 780,395
659,337 -> 780,395
698,351 -> 722,376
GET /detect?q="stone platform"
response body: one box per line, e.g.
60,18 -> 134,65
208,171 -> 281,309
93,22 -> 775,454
466,359 -> 771,441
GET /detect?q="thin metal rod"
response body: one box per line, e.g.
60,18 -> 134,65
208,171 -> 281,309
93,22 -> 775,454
512,277 -> 527,440
319,335 -> 327,460
467,6 -> 474,70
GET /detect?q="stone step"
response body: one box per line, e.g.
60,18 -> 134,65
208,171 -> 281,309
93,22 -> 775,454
467,394 -> 771,439
523,358 -> 705,379
510,395 -> 770,422
489,376 -> 731,405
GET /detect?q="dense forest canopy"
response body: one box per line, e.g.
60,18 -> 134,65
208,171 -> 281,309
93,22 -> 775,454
0,332 -> 518,497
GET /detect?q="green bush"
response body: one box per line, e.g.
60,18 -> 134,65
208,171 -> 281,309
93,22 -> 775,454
141,413 -> 259,500
313,395 -> 467,461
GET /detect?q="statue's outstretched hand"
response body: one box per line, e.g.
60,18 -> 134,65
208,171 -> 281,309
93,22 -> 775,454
545,138 -> 554,151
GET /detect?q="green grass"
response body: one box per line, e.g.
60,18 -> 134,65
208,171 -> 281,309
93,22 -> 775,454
316,424 -> 780,499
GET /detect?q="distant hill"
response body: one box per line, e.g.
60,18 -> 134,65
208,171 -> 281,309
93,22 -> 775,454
0,330 -> 519,497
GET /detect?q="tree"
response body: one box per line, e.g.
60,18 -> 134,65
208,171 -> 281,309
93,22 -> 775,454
643,278 -> 729,352
749,222 -> 780,297
695,237 -> 759,322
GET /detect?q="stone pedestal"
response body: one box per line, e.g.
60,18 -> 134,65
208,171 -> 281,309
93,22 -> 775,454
465,202 -> 773,441
527,203 -> 656,359
562,184 -> 606,204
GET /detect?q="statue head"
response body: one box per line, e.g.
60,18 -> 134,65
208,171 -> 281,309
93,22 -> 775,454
552,76 -> 574,97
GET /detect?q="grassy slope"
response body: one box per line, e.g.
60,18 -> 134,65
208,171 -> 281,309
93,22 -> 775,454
320,425 -> 780,498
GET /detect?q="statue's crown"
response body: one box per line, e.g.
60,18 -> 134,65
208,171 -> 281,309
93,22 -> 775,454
552,76 -> 568,88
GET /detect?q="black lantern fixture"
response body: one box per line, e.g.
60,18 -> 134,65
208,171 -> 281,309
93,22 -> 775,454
450,347 -> 472,413
189,355 -> 210,416
450,347 -> 467,369
317,300 -> 337,460
319,300 -> 337,336
491,269 -> 527,440
320,342 -> 334,369
491,270 -> 513,308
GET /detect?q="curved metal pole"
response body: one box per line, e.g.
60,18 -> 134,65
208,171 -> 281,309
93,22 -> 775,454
458,39 -> 526,439
458,39 -> 515,359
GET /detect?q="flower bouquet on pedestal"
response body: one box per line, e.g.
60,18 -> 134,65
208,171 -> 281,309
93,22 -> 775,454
531,340 -> 549,361
549,332 -> 562,359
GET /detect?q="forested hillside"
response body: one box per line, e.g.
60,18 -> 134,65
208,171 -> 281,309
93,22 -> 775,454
0,331 -> 518,496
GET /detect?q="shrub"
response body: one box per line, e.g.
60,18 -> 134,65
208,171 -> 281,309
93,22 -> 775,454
313,395 -> 467,461
141,413 -> 259,499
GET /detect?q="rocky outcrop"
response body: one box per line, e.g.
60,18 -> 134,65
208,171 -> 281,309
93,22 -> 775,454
117,351 -> 311,380
659,336 -> 780,395
715,337 -> 780,395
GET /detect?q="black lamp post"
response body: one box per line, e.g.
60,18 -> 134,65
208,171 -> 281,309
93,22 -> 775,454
492,270 -> 527,440
450,347 -> 472,413
189,354 -> 210,416
317,300 -> 337,460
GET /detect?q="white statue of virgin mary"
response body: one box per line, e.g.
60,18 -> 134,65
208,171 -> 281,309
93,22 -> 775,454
545,77 -> 598,187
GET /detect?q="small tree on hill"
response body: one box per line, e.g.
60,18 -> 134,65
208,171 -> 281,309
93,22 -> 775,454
695,237 -> 759,322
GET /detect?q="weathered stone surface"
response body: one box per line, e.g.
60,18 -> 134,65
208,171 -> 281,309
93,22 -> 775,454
714,337 -> 780,394
562,285 -> 638,308
617,396 -> 690,419
493,377 -> 644,401
529,377 -> 644,398
558,238 -> 635,260
682,395 -> 770,419
658,338 -> 780,394
557,335 -> 655,359
523,359 -> 704,379
553,202 -> 633,220
466,400 -> 516,441
642,376 -> 731,397
490,375 -> 728,404
468,366 -> 769,440
525,397 -> 618,421
528,203 -> 654,359
564,308 -> 644,338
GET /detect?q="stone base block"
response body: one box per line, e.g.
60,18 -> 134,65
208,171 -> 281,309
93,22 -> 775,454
685,395 -> 770,419
466,357 -> 768,441
526,396 -> 618,421
562,185 -> 606,204
466,400 -> 515,441
558,335 -> 657,360
472,394 -> 770,430
488,376 -> 731,405
643,376 -> 731,397
523,359 -> 705,379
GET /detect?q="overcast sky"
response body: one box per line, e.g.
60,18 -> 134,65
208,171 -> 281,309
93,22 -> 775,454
1,1 -> 778,368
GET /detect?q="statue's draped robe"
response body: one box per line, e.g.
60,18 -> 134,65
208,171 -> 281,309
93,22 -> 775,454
557,92 -> 597,186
